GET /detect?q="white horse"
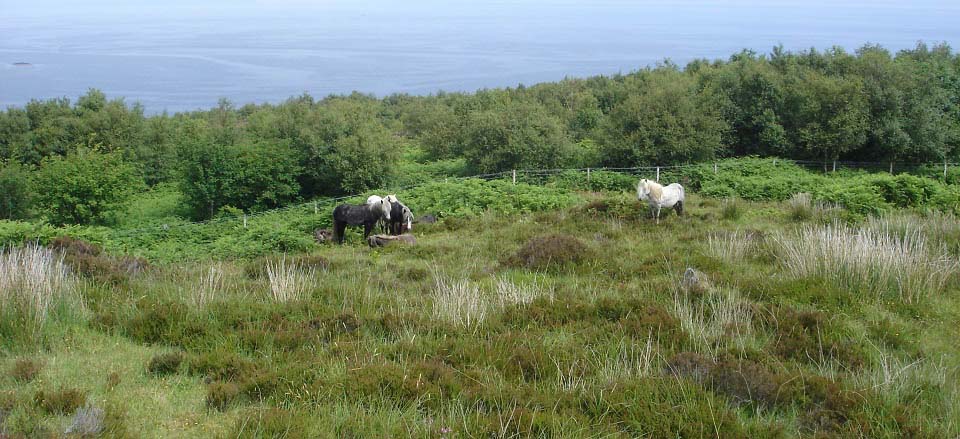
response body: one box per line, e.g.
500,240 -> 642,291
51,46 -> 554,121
637,178 -> 685,224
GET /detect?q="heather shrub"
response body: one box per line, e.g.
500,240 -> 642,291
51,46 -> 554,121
505,234 -> 589,270
147,352 -> 184,376
206,381 -> 241,411
34,387 -> 86,414
10,358 -> 42,382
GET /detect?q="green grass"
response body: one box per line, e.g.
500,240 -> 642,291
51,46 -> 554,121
1,184 -> 959,437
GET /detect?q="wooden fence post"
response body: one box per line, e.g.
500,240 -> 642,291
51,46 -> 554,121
243,215 -> 247,228
512,169 -> 516,184
586,167 -> 591,183
945,160 -> 949,179
889,162 -> 894,174
832,160 -> 837,172
314,202 -> 318,215
713,163 -> 718,174
655,166 -> 660,182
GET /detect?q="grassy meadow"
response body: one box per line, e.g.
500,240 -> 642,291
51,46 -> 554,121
1,160 -> 960,437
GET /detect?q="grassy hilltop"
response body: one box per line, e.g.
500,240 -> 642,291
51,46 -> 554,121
1,159 -> 959,437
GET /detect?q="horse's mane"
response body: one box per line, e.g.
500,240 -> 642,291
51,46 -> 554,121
638,179 -> 664,201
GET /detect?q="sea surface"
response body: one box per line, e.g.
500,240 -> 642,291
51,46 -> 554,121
2,0 -> 959,113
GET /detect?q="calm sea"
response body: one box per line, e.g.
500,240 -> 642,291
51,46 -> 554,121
2,0 -> 959,113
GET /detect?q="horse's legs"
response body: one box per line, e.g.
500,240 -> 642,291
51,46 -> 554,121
675,200 -> 684,216
334,221 -> 346,244
364,222 -> 374,238
656,205 -> 661,225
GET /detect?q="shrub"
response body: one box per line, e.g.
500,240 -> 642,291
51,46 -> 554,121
147,352 -> 184,376
34,387 -> 86,414
0,161 -> 34,220
400,179 -> 579,219
505,235 -> 588,270
205,381 -> 241,411
547,169 -> 636,192
33,150 -> 142,225
177,140 -> 302,220
10,358 -> 42,382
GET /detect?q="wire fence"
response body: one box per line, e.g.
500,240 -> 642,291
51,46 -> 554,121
23,158 -> 960,243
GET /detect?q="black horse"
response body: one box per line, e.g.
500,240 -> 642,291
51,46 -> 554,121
386,203 -> 414,235
332,199 -> 391,244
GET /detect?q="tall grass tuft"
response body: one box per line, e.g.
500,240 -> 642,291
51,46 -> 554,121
495,276 -> 552,306
672,287 -> 754,355
593,334 -> 658,382
195,263 -> 225,308
720,198 -> 743,220
265,256 -> 316,302
706,230 -> 757,262
773,223 -> 957,303
431,272 -> 487,328
0,245 -> 77,331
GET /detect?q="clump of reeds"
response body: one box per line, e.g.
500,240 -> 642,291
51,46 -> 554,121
265,256 -> 316,302
431,272 -> 487,328
773,223 -> 957,303
0,245 -> 77,330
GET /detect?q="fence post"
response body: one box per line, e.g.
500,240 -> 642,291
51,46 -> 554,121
889,162 -> 894,174
832,160 -> 836,172
655,166 -> 660,182
773,158 -> 777,166
313,202 -> 318,215
512,169 -> 516,184
713,163 -> 718,174
945,160 -> 949,179
243,214 -> 247,228
586,167 -> 591,183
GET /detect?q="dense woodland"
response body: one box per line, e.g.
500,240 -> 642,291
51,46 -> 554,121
2,43 -> 959,223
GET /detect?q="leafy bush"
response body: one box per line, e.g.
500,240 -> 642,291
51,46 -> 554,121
33,150 -> 142,225
402,179 -> 579,218
178,141 -> 302,220
547,170 -> 637,192
0,161 -> 34,220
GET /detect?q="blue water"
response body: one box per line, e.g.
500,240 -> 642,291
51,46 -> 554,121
2,0 -> 959,113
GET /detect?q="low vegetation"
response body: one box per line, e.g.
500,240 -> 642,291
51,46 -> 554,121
0,163 -> 958,437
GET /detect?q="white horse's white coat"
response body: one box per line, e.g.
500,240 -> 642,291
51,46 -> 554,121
366,195 -> 383,205
637,178 -> 685,224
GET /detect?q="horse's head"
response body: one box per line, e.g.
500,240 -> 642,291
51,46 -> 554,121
378,199 -> 392,220
637,179 -> 651,201
385,194 -> 399,204
402,206 -> 414,232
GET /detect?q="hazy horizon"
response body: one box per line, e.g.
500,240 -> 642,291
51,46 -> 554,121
2,0 -> 959,113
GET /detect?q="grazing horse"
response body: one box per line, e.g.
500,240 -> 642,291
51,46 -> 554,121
637,178 -> 684,224
333,199 -> 392,244
387,202 -> 414,235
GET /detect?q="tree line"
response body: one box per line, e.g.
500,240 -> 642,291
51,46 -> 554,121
1,42 -> 958,224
